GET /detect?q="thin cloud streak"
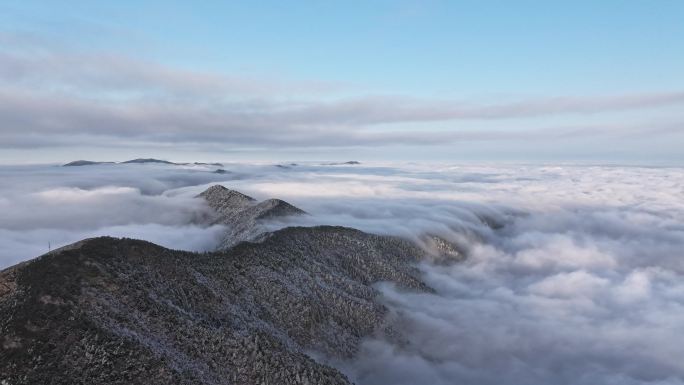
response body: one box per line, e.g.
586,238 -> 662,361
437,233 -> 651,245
1,87 -> 683,150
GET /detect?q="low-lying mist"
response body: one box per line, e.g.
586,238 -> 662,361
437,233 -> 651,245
0,163 -> 233,266
1,161 -> 682,384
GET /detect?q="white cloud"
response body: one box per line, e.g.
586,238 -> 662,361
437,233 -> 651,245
1,161 -> 684,384
528,270 -> 610,298
0,163 -> 233,264
1,35 -> 683,156
284,164 -> 684,385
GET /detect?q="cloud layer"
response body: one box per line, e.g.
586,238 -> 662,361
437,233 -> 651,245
198,162 -> 684,385
261,164 -> 683,385
1,161 -> 683,384
1,34 -> 683,158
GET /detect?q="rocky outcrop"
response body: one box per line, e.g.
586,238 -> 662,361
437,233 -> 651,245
0,225 -> 429,385
422,234 -> 467,264
198,185 -> 306,249
322,161 -> 361,166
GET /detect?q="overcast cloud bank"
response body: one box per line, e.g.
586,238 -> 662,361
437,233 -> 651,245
1,34 -> 683,163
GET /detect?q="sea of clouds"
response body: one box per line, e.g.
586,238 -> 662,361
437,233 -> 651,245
1,161 -> 683,384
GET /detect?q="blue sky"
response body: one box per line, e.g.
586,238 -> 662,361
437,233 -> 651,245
1,1 -> 683,163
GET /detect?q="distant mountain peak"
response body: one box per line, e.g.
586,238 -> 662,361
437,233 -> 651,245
200,184 -> 228,192
62,159 -> 225,168
193,162 -> 224,167
197,185 -> 257,208
62,160 -> 114,167
197,185 -> 305,249
121,158 -> 177,165
322,161 -> 361,166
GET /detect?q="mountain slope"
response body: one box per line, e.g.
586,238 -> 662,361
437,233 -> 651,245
0,226 -> 429,385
